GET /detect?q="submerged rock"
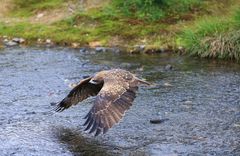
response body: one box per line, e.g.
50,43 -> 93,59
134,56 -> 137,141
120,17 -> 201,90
79,47 -> 87,53
95,47 -> 121,53
165,64 -> 173,70
95,47 -> 107,52
50,102 -> 58,106
183,100 -> 193,105
120,62 -> 132,68
26,111 -> 36,115
150,118 -> 169,124
163,82 -> 173,87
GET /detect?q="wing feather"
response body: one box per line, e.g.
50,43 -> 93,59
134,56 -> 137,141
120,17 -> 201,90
55,77 -> 103,112
84,75 -> 139,136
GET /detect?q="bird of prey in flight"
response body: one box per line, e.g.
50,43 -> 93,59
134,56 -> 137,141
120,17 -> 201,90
55,69 -> 150,136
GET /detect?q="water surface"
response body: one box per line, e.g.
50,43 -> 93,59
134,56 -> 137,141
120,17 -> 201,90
0,47 -> 239,156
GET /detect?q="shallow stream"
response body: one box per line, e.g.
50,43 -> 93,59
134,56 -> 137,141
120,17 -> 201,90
0,47 -> 239,156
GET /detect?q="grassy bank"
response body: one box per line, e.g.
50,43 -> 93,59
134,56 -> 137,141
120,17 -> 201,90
0,0 -> 240,60
179,6 -> 240,61
0,0 -> 206,48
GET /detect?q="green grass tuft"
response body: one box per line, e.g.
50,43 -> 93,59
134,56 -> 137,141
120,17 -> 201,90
233,7 -> 240,26
191,30 -> 240,61
112,0 -> 202,21
179,7 -> 240,61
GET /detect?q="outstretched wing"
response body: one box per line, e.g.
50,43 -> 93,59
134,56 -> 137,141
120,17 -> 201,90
55,77 -> 103,112
83,77 -> 139,136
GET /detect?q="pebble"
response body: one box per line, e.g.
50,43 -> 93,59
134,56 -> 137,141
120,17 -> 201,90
50,102 -> 58,106
12,38 -> 25,44
5,41 -> 18,46
95,47 -> 107,52
19,38 -> 25,44
26,111 -> 36,115
164,82 -> 173,87
3,39 -> 8,42
79,47 -> 87,53
150,118 -> 169,124
165,64 -> 173,70
139,45 -> 145,50
71,42 -> 80,48
184,100 -> 193,105
37,38 -> 42,43
120,62 -> 132,68
233,124 -> 240,127
46,39 -> 52,44
130,45 -> 145,54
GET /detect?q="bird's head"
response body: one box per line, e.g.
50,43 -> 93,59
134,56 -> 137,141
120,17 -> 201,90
89,71 -> 107,85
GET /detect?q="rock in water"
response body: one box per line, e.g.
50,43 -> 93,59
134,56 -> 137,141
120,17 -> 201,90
71,43 -> 80,48
165,64 -> 173,71
150,118 -> 169,124
46,39 -> 52,44
12,38 -> 25,44
5,41 -> 18,47
79,47 -> 87,53
163,82 -> 173,87
95,47 -> 107,52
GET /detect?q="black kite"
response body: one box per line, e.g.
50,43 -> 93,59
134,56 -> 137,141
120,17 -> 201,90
55,69 -> 149,136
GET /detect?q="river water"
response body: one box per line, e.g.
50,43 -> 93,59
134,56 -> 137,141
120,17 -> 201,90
0,47 -> 239,156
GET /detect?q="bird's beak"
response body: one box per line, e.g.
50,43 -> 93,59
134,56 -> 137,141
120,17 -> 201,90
89,79 -> 98,84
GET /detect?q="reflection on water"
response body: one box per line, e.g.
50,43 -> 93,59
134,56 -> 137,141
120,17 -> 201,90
0,47 -> 239,156
54,127 -> 114,156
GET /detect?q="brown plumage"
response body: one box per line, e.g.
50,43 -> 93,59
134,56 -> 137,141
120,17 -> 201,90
55,69 -> 150,136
